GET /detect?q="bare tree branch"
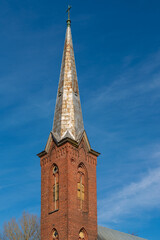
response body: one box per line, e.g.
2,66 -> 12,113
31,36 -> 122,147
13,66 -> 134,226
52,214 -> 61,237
1,212 -> 40,240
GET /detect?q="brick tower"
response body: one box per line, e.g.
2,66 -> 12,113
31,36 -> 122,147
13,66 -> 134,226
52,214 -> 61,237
37,9 -> 100,240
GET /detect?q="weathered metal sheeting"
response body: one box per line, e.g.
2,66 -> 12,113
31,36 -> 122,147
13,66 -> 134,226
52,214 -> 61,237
52,23 -> 84,142
98,226 -> 147,240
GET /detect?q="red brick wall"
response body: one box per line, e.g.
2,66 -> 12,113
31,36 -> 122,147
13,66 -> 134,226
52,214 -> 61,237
40,138 -> 98,240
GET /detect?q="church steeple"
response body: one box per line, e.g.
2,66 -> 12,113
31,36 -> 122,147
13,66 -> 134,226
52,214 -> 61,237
52,10 -> 84,142
38,10 -> 100,240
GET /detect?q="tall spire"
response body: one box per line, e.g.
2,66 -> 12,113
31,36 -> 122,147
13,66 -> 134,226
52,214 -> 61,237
52,11 -> 84,143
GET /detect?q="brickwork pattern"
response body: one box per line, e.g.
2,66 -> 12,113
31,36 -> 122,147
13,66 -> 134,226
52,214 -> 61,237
40,139 -> 98,240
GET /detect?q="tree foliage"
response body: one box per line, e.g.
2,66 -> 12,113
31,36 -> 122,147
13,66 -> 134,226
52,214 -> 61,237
0,212 -> 40,240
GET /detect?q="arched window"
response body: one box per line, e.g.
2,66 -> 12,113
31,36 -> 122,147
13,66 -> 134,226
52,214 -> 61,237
79,228 -> 88,240
52,229 -> 59,240
49,164 -> 59,213
77,163 -> 88,211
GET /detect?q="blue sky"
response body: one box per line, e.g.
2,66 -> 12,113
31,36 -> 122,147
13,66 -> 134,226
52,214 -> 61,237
0,0 -> 160,239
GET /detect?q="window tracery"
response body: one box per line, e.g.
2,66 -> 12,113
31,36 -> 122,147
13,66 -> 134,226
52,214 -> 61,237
52,229 -> 59,240
49,164 -> 59,213
77,163 -> 88,211
79,228 -> 88,240
52,164 -> 59,210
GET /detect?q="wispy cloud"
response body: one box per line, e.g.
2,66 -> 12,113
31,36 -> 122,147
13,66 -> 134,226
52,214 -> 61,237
98,166 -> 160,224
86,50 -> 160,110
0,165 -> 40,213
98,147 -> 160,225
0,97 -> 54,131
0,184 -> 16,190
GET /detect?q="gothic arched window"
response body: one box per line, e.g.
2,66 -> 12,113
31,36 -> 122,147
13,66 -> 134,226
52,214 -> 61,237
49,164 -> 59,213
53,165 -> 59,210
52,229 -> 59,240
79,228 -> 88,240
77,163 -> 88,211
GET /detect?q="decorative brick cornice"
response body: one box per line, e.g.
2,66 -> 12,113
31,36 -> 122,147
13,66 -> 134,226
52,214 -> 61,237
40,156 -> 49,167
37,131 -> 100,160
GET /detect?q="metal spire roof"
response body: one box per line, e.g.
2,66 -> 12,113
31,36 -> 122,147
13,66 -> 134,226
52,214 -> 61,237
52,15 -> 84,143
98,226 -> 147,240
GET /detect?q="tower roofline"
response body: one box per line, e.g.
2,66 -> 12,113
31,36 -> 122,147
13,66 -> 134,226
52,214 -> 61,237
37,131 -> 100,158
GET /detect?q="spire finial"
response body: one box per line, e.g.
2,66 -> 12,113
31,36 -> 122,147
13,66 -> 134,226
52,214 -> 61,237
66,5 -> 72,26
